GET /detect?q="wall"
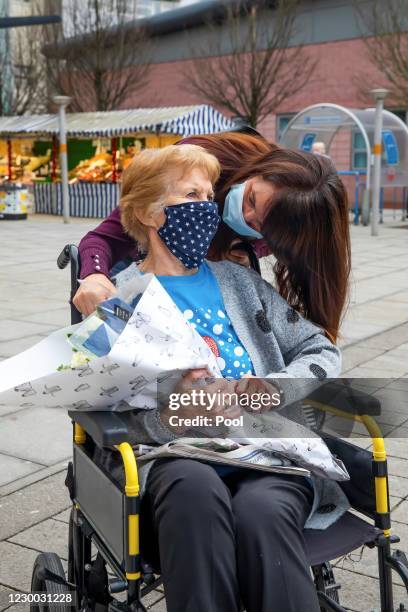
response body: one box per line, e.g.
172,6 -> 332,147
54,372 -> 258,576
125,35 -> 387,145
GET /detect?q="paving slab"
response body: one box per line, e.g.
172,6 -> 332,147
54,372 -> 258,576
0,471 -> 70,540
383,437 -> 408,461
384,378 -> 408,391
390,495 -> 405,512
0,585 -> 23,612
0,320 -> 58,343
341,345 -> 385,373
0,541 -> 40,592
0,407 -> 72,466
9,518 -> 69,562
352,351 -> 408,378
352,323 -> 408,351
332,566 -> 408,611
52,508 -> 71,524
387,456 -> 408,479
13,308 -> 71,328
389,474 -> 408,499
385,291 -> 408,304
0,454 -> 43,487
339,321 -> 386,348
344,365 -> 408,378
393,499 -> 408,524
375,389 -> 408,410
0,461 -> 69,498
373,409 -> 408,428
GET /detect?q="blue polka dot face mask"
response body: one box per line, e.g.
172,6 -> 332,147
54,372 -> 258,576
157,200 -> 220,269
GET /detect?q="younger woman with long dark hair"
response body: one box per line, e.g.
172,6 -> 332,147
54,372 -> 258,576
74,132 -> 350,342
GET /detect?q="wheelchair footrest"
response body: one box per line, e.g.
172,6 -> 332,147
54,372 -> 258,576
387,549 -> 408,590
316,591 -> 345,612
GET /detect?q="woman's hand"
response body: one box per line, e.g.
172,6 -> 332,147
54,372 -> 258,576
235,375 -> 281,413
161,369 -> 242,434
73,274 -> 117,316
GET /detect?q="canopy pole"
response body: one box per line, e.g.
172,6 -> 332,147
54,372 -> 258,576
51,135 -> 58,182
370,89 -> 388,236
111,137 -> 117,183
53,95 -> 71,224
7,139 -> 12,182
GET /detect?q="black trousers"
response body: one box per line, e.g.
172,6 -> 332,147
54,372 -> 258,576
141,458 -> 320,612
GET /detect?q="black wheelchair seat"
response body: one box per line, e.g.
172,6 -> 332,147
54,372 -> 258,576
305,511 -> 379,567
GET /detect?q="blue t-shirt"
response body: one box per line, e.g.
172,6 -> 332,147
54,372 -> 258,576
156,262 -> 254,380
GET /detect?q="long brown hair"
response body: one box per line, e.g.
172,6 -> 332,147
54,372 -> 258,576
225,148 -> 351,342
180,132 -> 274,198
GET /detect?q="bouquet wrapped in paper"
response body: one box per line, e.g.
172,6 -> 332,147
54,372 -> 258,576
0,269 -> 221,411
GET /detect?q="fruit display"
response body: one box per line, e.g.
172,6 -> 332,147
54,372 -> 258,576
69,149 -> 135,183
0,153 -> 50,184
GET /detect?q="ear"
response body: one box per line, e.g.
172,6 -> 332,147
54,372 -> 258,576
134,205 -> 165,230
225,245 -> 251,268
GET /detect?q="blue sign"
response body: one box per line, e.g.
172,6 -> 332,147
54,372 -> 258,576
300,133 -> 316,151
382,130 -> 399,165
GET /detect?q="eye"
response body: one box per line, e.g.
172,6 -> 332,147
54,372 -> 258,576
187,191 -> 197,198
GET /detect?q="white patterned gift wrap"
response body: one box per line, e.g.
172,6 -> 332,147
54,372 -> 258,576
0,273 -> 221,412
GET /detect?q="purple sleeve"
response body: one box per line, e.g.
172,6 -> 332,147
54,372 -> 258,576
78,207 -> 140,279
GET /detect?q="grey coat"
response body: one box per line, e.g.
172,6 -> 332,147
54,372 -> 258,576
98,260 -> 349,530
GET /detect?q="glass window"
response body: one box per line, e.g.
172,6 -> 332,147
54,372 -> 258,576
351,130 -> 367,171
277,114 -> 296,141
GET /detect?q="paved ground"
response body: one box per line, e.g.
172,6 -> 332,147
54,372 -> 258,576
0,214 -> 407,611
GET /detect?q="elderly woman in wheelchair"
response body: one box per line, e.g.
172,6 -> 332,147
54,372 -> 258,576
32,144 -> 408,612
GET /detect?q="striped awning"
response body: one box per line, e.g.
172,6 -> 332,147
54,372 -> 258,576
0,105 -> 235,138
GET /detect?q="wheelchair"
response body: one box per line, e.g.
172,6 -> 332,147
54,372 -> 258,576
30,243 -> 408,612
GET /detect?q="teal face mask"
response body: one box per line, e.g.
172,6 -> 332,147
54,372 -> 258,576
223,182 -> 263,239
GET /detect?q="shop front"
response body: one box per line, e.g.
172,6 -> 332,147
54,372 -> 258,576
0,105 -> 235,219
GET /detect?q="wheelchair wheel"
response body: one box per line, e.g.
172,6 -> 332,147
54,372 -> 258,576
313,561 -> 341,611
31,552 -> 72,612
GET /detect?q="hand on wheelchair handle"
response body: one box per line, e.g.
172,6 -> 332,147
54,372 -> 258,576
72,273 -> 117,316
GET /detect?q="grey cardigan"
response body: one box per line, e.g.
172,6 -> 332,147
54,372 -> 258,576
96,260 -> 348,530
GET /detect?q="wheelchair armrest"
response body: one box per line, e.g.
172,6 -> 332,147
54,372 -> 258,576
68,410 -> 133,447
307,381 -> 381,417
322,433 -> 376,517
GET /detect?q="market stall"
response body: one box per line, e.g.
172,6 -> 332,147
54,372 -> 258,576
0,105 -> 235,218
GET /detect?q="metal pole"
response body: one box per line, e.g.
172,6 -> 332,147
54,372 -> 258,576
7,138 -> 12,182
370,89 -> 388,236
53,96 -> 71,223
111,137 -> 117,183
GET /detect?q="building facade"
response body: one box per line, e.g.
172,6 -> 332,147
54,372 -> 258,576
45,0 -> 408,178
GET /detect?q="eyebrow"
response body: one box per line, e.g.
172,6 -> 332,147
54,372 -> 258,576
185,183 -> 214,193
